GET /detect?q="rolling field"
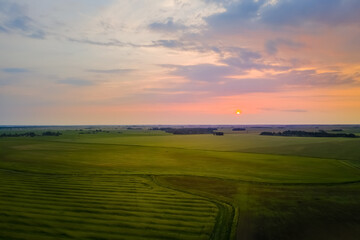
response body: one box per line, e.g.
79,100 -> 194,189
0,126 -> 360,239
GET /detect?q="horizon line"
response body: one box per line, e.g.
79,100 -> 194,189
1,124 -> 359,127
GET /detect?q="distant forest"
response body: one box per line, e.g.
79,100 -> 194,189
260,130 -> 357,138
151,128 -> 217,135
232,128 -> 246,131
0,131 -> 62,137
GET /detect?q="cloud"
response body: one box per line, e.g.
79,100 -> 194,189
1,68 -> 29,73
0,0 -> 46,39
68,38 -> 176,49
110,92 -> 204,105
152,39 -> 185,48
146,76 -> 281,97
160,47 -> 290,83
221,47 -> 288,71
159,66 -> 358,97
261,108 -> 308,113
0,68 -> 30,86
0,78 -> 12,86
205,0 -> 360,34
69,37 -> 188,50
148,18 -> 188,33
205,0 -> 265,32
151,39 -> 218,53
162,64 -> 238,82
0,25 -> 8,32
265,38 -> 304,55
87,69 -> 133,74
261,0 -> 360,27
279,70 -> 357,87
284,109 -> 308,113
221,57 -> 289,71
67,38 -> 127,47
57,78 -> 94,86
234,48 -> 262,61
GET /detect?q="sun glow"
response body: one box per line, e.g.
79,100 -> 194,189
236,110 -> 241,115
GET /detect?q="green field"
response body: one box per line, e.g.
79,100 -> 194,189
1,126 -> 360,239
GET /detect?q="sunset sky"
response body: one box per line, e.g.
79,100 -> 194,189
1,0 -> 360,125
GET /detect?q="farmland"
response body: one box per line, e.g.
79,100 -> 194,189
0,125 -> 360,239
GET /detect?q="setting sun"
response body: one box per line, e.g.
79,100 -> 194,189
236,110 -> 241,115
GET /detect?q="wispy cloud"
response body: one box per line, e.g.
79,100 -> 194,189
0,0 -> 46,39
159,66 -> 358,97
148,18 -> 188,33
265,38 -> 304,55
152,39 -> 185,48
87,69 -> 134,74
284,109 -> 308,113
1,68 -> 29,73
261,108 -> 308,113
160,47 -> 291,83
67,38 -> 127,47
162,64 -> 238,82
57,78 -> 94,86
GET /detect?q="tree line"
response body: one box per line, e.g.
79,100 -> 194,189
151,127 -> 218,135
260,130 -> 357,138
0,131 -> 62,137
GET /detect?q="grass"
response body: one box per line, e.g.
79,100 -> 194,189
0,126 -> 360,239
49,131 -> 360,161
1,138 -> 359,183
158,175 -> 360,240
0,172 -> 219,240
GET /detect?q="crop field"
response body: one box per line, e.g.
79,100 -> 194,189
0,125 -> 360,239
0,172 -> 227,240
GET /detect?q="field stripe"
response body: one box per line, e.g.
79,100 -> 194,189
0,172 -> 218,240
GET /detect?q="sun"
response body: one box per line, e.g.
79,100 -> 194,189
236,110 -> 241,115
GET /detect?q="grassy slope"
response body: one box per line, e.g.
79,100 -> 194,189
58,131 -> 360,170
53,132 -> 360,161
1,130 -> 360,240
0,137 -> 359,183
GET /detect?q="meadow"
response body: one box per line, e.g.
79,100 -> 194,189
0,125 -> 359,239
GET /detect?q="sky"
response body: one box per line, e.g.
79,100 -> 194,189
0,0 -> 359,125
